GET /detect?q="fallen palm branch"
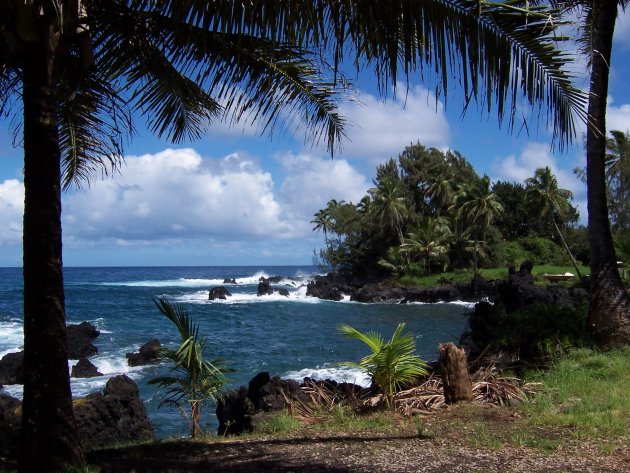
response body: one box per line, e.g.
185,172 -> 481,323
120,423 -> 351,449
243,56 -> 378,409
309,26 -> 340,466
278,367 -> 542,423
394,367 -> 542,415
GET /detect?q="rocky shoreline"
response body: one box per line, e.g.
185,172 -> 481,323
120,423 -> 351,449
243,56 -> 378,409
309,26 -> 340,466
305,262 -> 589,308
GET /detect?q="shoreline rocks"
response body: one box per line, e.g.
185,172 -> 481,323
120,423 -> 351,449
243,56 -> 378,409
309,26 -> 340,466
67,321 -> 100,359
217,372 -> 363,436
0,375 -> 153,457
209,286 -> 232,300
126,339 -> 161,367
72,358 -> 103,378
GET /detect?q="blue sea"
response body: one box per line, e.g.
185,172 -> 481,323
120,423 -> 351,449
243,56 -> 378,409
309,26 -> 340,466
0,266 -> 471,438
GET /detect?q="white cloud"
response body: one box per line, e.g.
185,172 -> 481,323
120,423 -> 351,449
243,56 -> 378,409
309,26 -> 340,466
337,85 -> 450,161
614,8 -> 630,49
492,142 -> 587,222
276,152 -> 370,230
0,179 -> 23,246
63,148 -> 297,245
607,97 -> 630,133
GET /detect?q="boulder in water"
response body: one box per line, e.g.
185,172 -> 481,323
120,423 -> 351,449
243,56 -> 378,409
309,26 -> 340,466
72,358 -> 103,378
67,321 -> 100,359
126,339 -> 161,367
209,286 -> 232,300
0,351 -> 23,385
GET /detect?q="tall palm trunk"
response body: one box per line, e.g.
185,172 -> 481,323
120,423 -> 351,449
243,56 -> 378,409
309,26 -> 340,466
585,0 -> 630,348
19,40 -> 84,472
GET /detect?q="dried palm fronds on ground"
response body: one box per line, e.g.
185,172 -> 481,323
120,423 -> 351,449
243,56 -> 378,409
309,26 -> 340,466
395,367 -> 541,415
471,366 -> 543,405
281,379 -> 366,424
283,368 -> 542,421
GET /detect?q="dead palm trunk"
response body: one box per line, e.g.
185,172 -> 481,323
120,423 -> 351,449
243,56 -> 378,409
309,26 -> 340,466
19,39 -> 84,472
585,0 -> 630,348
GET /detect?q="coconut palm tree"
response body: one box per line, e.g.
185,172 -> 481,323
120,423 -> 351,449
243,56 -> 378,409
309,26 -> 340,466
605,130 -> 630,232
370,177 -> 410,245
338,323 -> 429,410
150,298 -> 231,438
0,2 -> 589,470
451,176 -> 503,241
311,208 -> 334,249
3,2 -> 345,471
526,166 -> 583,280
400,217 -> 452,273
548,0 -> 630,347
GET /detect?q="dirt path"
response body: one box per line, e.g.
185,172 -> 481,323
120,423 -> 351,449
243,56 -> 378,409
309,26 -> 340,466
89,404 -> 629,473
89,432 -> 628,473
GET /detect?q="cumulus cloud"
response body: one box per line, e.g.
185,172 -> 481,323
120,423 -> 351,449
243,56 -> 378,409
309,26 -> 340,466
0,179 -> 23,246
337,85 -> 450,161
63,148 -> 297,244
491,142 -> 587,222
614,8 -> 630,49
276,152 -> 370,231
607,97 -> 630,133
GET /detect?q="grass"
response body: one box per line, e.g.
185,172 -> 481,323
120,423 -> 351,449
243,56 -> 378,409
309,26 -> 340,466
226,347 -> 630,455
521,347 -> 630,441
397,264 -> 590,287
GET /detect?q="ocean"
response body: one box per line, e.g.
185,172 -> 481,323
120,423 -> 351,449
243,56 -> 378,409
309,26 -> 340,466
0,266 -> 472,439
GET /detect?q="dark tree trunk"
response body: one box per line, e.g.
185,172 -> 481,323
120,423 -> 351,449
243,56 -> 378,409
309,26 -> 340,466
18,40 -> 84,472
439,343 -> 474,404
586,0 -> 630,349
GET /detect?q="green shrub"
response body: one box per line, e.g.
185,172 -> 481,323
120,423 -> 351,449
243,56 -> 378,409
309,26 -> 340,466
469,302 -> 588,361
517,236 -> 569,265
500,240 -> 529,266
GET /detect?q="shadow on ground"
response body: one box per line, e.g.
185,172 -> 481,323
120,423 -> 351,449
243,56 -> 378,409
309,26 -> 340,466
88,434 -> 424,473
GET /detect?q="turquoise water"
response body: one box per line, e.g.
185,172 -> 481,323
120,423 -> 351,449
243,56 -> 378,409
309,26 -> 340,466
0,266 -> 470,438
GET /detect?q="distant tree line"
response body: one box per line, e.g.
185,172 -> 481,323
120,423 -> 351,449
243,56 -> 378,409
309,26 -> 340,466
312,141 -> 609,279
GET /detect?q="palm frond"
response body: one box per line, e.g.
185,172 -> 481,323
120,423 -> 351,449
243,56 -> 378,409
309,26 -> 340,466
58,71 -> 132,190
338,323 -> 383,353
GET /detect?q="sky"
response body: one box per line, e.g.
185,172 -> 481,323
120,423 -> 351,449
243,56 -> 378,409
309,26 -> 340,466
2,12 -> 630,267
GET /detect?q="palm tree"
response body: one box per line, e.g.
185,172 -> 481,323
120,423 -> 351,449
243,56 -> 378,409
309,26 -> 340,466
451,176 -> 503,240
526,166 -> 583,280
338,323 -> 429,410
311,208 -> 334,249
150,298 -> 231,438
605,130 -> 630,232
370,177 -> 410,244
550,0 -> 630,347
400,217 -> 452,273
0,2 -> 589,470
3,3 -> 345,471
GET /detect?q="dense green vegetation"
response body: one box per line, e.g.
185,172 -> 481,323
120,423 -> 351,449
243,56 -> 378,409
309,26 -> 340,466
313,143 -> 587,279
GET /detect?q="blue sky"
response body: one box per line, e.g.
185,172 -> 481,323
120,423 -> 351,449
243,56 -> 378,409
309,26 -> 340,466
2,13 -> 630,267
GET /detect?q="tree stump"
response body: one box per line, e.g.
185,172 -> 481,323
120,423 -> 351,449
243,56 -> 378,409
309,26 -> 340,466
439,342 -> 474,404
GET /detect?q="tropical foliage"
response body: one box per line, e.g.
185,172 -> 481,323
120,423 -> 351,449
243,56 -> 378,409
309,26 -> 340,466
150,298 -> 231,438
313,143 -> 581,278
339,323 -> 429,409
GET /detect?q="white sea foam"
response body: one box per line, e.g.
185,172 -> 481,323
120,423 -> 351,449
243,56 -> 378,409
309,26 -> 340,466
0,320 -> 23,355
284,364 -> 371,387
407,300 -> 476,308
97,271 -> 311,288
0,352 -> 149,401
175,286 -> 320,305
100,278 -> 225,288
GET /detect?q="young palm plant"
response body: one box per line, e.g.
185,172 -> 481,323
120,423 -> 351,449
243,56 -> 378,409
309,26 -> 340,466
339,323 -> 428,410
150,298 -> 231,438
